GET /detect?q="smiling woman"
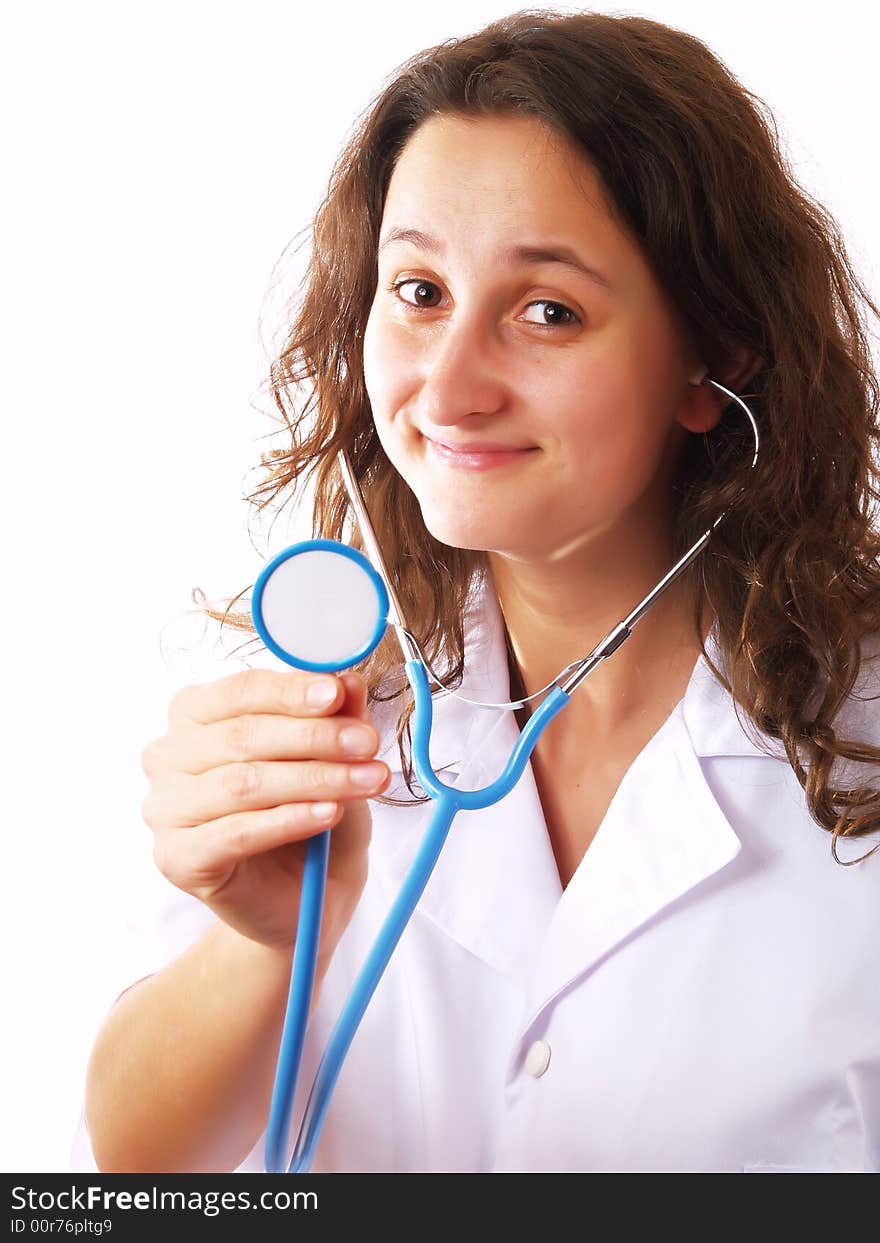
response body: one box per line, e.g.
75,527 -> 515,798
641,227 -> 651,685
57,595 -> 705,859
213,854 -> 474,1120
362,110 -> 727,835
204,12 -> 880,864
79,9 -> 880,1175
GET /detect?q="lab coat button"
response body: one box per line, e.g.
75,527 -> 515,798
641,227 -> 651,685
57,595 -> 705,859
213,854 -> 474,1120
524,1040 -> 551,1078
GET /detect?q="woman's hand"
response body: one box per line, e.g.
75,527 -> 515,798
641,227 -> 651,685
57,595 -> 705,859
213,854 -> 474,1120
141,668 -> 390,960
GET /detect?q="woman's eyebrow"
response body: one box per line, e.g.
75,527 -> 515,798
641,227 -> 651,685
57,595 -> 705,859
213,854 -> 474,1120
377,226 -> 612,291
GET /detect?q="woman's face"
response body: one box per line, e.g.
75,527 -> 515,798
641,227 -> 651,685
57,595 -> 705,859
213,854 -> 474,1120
363,112 -> 703,561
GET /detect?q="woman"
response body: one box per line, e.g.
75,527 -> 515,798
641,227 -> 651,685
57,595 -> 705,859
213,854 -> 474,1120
77,10 -> 880,1173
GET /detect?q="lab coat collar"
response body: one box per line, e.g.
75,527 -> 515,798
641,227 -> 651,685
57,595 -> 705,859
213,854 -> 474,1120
372,571 -> 785,1005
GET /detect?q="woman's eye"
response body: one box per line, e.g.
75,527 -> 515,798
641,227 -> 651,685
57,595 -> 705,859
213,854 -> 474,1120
520,300 -> 580,328
388,281 -> 579,329
390,278 -> 442,308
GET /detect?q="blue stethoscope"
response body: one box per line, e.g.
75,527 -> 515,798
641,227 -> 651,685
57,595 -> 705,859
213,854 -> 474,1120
251,378 -> 760,1173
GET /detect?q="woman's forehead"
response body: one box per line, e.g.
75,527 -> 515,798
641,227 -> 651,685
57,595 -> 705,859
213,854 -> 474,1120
379,113 -> 644,294
386,112 -> 609,214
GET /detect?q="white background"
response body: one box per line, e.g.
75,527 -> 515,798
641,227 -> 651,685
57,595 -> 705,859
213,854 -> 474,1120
3,0 -> 878,1172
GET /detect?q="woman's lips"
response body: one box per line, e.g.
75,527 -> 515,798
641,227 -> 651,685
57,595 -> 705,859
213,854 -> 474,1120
423,436 -> 538,471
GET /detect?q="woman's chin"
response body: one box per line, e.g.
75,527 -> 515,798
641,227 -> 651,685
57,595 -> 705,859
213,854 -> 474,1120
419,511 -> 526,555
424,525 -> 490,552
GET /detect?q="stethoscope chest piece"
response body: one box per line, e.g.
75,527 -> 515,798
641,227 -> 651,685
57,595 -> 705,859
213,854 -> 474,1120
251,538 -> 390,672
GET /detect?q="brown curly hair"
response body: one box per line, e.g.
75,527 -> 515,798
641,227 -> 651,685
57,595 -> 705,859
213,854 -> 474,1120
194,9 -> 880,864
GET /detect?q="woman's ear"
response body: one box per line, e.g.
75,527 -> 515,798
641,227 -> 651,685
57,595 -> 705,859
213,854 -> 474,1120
680,343 -> 765,433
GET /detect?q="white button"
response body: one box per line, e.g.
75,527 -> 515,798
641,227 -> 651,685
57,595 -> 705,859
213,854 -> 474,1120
524,1040 -> 551,1078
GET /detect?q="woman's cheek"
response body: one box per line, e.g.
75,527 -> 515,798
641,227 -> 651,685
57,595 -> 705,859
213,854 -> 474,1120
363,318 -> 410,429
361,310 -> 385,416
371,417 -> 405,476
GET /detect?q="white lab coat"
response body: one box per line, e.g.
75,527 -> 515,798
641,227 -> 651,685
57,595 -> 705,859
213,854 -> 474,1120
72,573 -> 880,1173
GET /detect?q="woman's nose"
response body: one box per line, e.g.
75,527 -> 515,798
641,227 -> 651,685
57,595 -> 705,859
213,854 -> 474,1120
415,313 -> 510,431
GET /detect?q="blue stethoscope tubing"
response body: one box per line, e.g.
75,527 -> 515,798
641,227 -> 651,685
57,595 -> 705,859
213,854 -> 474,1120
264,652 -> 570,1173
261,377 -> 759,1171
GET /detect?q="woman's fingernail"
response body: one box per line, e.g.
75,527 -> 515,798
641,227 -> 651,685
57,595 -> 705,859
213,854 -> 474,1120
307,680 -> 337,708
339,725 -> 375,756
350,763 -> 386,790
311,802 -> 337,820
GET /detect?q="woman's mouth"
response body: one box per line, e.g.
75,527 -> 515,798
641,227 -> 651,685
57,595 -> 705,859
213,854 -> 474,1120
422,435 -> 539,472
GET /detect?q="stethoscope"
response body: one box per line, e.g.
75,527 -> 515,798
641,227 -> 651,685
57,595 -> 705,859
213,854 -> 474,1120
250,378 -> 760,1173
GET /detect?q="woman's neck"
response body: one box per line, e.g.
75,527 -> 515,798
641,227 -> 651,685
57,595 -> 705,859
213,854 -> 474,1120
495,562 -> 712,745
